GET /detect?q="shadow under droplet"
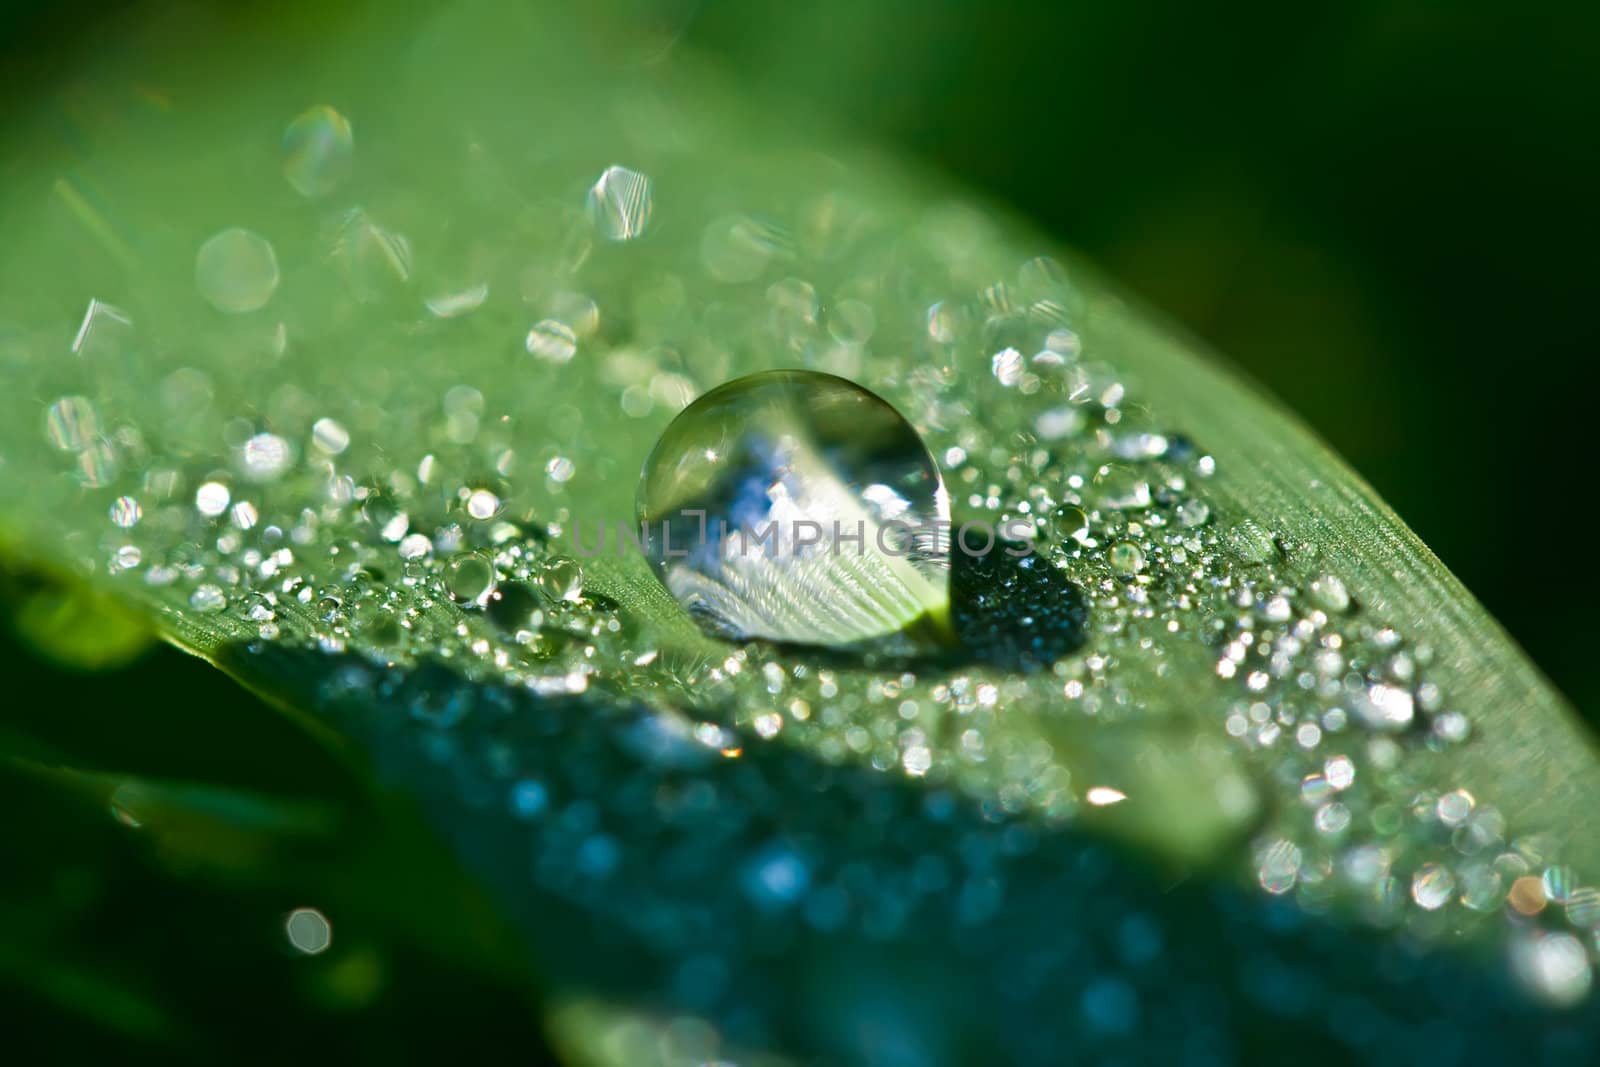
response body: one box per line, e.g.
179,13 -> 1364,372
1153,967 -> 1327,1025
769,542 -> 1089,675
946,543 -> 1088,673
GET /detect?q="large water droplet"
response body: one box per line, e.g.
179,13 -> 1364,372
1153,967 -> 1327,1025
636,370 -> 950,648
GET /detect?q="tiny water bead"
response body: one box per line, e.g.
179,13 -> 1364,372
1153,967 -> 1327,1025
637,370 -> 951,648
282,105 -> 354,199
195,228 -> 280,313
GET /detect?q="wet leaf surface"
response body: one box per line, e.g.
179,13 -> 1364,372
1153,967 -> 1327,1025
2,1 -> 1598,1061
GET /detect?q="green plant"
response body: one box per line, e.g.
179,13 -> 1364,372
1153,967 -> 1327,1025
3,2 -> 1596,1061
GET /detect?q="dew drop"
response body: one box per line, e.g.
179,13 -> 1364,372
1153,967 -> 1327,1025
45,395 -> 99,451
1108,541 -> 1146,574
1512,931 -> 1593,1007
1309,573 -> 1351,613
241,432 -> 292,481
991,347 -> 1025,386
926,301 -> 959,344
526,319 -> 577,363
1257,839 -> 1301,895
1175,499 -> 1210,528
424,283 -> 489,319
189,584 -> 227,613
282,105 -> 353,198
587,164 -> 654,241
397,533 -> 432,560
195,228 -> 280,313
465,488 -> 500,520
1564,886 -> 1600,928
195,481 -> 231,518
636,370 -> 950,647
1542,865 -> 1576,903
537,557 -> 584,603
1050,504 -> 1089,544
1225,519 -> 1277,564
1355,682 -> 1414,732
1411,863 -> 1455,910
311,417 -> 350,455
445,553 -> 496,604
1094,464 -> 1151,509
1324,755 -> 1355,790
545,455 -> 576,483
109,495 -> 141,528
284,906 -> 333,955
76,440 -> 118,488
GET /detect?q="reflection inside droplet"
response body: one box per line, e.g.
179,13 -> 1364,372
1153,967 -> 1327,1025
636,370 -> 950,648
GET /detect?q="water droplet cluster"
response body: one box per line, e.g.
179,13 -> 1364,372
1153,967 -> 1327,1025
3,69 -> 1594,1060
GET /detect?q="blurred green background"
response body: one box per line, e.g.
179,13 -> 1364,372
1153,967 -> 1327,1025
2,0 -> 1596,1057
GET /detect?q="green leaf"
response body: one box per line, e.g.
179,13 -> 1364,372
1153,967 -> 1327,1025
3,0 -> 1597,1060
